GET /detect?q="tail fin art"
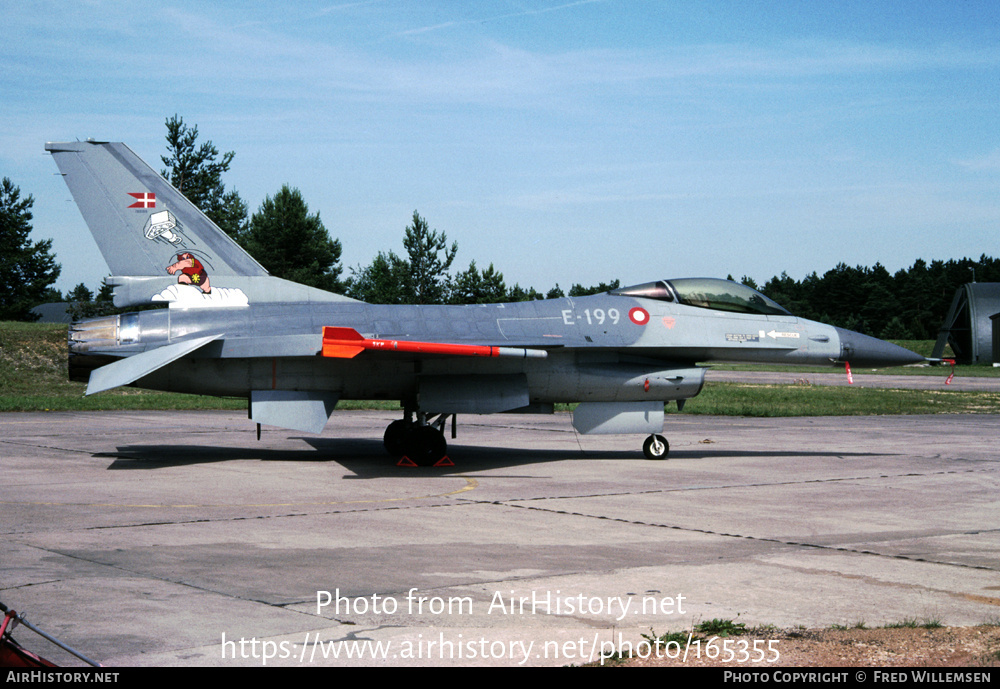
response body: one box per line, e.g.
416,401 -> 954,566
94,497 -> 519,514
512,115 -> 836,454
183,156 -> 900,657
46,140 -> 353,308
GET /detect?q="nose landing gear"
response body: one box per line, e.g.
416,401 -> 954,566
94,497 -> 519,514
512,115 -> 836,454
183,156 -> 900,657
643,434 -> 669,460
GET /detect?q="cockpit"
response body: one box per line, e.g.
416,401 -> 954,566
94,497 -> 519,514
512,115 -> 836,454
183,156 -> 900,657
610,278 -> 792,316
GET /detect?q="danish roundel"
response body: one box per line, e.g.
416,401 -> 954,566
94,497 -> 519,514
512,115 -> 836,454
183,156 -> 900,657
628,307 -> 650,325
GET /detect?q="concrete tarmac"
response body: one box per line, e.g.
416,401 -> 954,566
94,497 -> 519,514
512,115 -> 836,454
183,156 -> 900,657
2,410 -> 998,667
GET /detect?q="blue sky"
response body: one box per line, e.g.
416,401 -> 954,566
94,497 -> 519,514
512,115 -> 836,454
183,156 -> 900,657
3,0 -> 998,296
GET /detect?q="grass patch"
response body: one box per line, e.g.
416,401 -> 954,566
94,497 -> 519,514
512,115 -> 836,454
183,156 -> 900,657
642,629 -> 693,646
695,618 -> 748,637
0,322 -> 69,393
642,618 -> 751,646
672,382 -> 1000,416
0,322 -> 244,412
712,363 -> 1000,378
709,338 -> 1000,378
883,617 -> 943,629
888,340 -> 950,358
0,391 -> 248,413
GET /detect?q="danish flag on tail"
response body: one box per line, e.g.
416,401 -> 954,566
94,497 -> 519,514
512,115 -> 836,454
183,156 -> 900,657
128,192 -> 155,208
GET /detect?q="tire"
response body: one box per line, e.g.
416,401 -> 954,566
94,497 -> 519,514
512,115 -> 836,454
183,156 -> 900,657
405,425 -> 448,466
643,434 -> 669,460
383,419 -> 410,456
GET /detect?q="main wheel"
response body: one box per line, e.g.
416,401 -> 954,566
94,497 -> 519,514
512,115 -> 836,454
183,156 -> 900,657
643,434 -> 669,460
405,425 -> 448,466
383,419 -> 410,456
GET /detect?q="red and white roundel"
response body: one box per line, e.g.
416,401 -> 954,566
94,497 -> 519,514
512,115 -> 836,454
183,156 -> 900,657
628,307 -> 650,325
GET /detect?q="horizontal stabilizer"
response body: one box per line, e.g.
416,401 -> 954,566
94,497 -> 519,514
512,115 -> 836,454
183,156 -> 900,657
321,326 -> 548,359
86,334 -> 223,395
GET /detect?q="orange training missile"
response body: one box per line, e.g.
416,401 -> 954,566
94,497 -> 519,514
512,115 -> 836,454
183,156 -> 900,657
321,326 -> 547,359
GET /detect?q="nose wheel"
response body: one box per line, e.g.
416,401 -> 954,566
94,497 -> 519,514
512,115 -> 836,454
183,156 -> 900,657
643,434 -> 669,460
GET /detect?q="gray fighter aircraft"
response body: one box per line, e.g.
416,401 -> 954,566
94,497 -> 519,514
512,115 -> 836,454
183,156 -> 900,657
47,140 -> 925,464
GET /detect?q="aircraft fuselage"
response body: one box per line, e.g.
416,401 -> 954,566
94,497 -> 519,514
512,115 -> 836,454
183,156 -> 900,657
70,289 -> 883,408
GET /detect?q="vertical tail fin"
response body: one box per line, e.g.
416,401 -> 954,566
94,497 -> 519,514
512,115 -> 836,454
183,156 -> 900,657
46,140 -> 267,279
48,140 -> 355,308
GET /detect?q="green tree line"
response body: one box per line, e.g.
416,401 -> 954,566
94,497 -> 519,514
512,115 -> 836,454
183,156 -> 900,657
748,257 -> 1000,340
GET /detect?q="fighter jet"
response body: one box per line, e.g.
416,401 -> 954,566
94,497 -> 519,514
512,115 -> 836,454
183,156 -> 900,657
47,140 -> 925,464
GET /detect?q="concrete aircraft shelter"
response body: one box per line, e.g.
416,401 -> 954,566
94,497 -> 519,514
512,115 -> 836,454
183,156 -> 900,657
932,282 -> 1000,364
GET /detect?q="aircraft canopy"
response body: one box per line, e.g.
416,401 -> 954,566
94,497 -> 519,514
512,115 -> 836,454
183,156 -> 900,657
611,278 -> 792,316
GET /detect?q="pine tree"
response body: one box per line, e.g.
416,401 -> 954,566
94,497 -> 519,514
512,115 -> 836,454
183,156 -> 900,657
346,252 -> 407,304
569,280 -> 620,297
242,185 -> 343,292
160,115 -> 248,240
0,178 -> 60,320
450,260 -> 508,304
349,211 -> 459,304
400,211 -> 457,304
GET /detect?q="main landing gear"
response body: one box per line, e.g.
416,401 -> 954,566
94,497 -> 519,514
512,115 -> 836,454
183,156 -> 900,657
383,410 -> 452,466
643,434 -> 669,460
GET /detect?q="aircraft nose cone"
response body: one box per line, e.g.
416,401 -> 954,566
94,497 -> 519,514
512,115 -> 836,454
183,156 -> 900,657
833,327 -> 926,368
